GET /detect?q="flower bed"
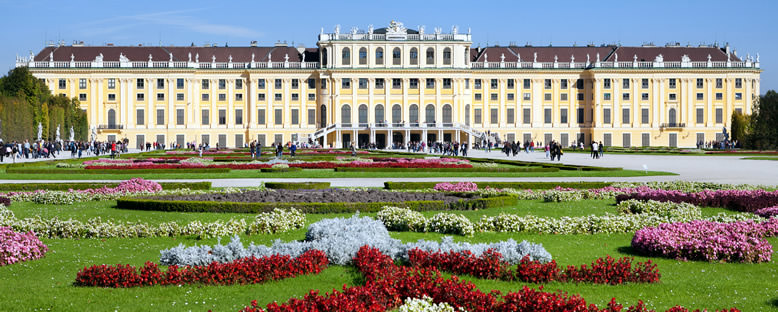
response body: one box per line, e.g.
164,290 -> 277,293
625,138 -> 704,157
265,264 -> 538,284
0,227 -> 49,266
0,196 -> 10,207
754,206 -> 778,218
6,178 -> 162,205
237,246 -> 738,312
631,218 -> 778,263
616,189 -> 778,212
75,249 -> 327,288
433,182 -> 478,192
407,249 -> 660,285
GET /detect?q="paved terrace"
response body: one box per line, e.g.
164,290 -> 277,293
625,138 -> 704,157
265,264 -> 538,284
1,148 -> 776,187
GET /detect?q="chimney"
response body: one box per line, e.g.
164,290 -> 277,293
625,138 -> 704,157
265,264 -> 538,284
250,41 -> 258,47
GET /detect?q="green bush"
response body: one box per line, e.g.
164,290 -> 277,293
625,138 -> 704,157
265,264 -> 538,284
333,167 -> 557,173
264,182 -> 330,189
383,181 -> 613,190
116,198 -> 447,214
0,182 -> 211,191
259,167 -> 303,173
4,168 -> 230,174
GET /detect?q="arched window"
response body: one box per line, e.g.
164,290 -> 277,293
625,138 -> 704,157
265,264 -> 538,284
465,104 -> 471,126
358,104 -> 368,125
426,48 -> 435,65
375,48 -> 384,65
425,104 -> 435,124
341,104 -> 351,125
108,109 -> 116,128
375,104 -> 385,125
443,48 -> 452,65
392,48 -> 401,65
669,108 -> 677,124
392,104 -> 402,124
341,47 -> 350,65
358,47 -> 367,65
409,104 -> 419,125
442,104 -> 452,124
320,105 -> 327,127
321,48 -> 328,67
410,48 -> 418,65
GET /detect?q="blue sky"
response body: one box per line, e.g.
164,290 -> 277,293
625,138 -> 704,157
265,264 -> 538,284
0,0 -> 774,93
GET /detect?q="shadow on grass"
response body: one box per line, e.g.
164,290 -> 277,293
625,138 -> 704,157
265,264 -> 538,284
770,298 -> 778,308
616,246 -> 642,257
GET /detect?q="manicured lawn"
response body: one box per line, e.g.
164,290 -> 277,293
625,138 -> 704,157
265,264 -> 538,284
0,168 -> 675,180
742,156 -> 778,161
1,198 -> 774,311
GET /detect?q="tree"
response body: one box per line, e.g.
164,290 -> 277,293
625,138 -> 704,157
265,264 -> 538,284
730,110 -> 750,144
749,90 -> 778,150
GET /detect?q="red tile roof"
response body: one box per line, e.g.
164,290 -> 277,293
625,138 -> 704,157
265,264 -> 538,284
34,46 -> 313,63
471,46 -> 616,63
606,46 -> 739,62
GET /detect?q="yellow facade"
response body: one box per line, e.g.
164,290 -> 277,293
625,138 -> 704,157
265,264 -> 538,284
20,22 -> 760,149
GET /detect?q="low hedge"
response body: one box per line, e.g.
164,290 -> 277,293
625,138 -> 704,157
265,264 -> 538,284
0,182 -> 211,191
259,167 -> 303,173
115,194 -> 513,214
334,167 -> 557,173
384,181 -> 614,190
264,182 -> 330,189
5,168 -> 230,174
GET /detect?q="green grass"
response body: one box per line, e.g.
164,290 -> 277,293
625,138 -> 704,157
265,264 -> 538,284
742,156 -> 778,161
1,198 -> 774,311
0,168 -> 674,180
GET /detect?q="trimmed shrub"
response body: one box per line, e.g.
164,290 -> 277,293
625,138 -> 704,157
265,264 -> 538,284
264,182 -> 329,189
384,181 -> 613,190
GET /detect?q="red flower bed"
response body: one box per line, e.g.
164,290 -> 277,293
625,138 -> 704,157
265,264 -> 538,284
84,163 -> 272,170
238,246 -> 736,312
407,249 -> 660,285
74,250 -> 327,288
288,162 -> 472,169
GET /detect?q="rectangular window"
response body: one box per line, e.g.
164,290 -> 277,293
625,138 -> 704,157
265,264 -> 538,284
236,93 -> 244,101
474,93 -> 482,101
218,134 -> 226,148
544,108 -> 552,123
641,79 -> 649,89
507,93 -> 515,101
308,93 -> 315,101
235,109 -> 243,125
274,109 -> 282,125
622,108 -> 630,124
157,93 -> 165,101
79,93 -> 87,101
275,79 -> 282,89
176,108 -> 184,125
274,93 -> 282,101
623,133 -> 631,148
443,78 -> 452,89
79,78 -> 87,89
507,108 -> 515,124
641,93 -> 649,101
491,93 -> 498,101
604,93 -> 611,101
426,78 -> 435,89
544,93 -> 551,101
716,93 -> 723,100
474,108 -> 482,124
359,78 -> 368,89
218,80 -> 227,90
134,93 -> 144,101
465,79 -> 470,89
507,79 -> 515,89
408,78 -> 417,89
560,79 -> 568,89
291,93 -> 298,101
490,79 -> 498,89
576,79 -> 584,89
669,93 -> 677,101
696,108 -> 704,124
490,108 -> 498,124
669,78 -> 676,89
218,94 -> 226,101
321,79 -> 327,89
218,109 -> 226,125
308,109 -> 316,125
201,109 -> 209,125
544,79 -> 552,89
177,93 -> 184,101
291,109 -> 299,125
308,78 -> 316,89
735,78 -> 742,88
603,133 -> 612,147
577,93 -> 584,101
696,93 -> 704,100
341,78 -> 351,89
257,79 -> 265,89
715,108 -> 723,123
603,108 -> 611,124
696,78 -> 704,88
716,78 -> 722,88
291,79 -> 298,89
577,108 -> 584,124
108,78 -> 116,89
176,78 -> 184,89
202,93 -> 209,101
560,108 -> 568,124
235,134 -> 243,148
523,79 -> 531,89
603,78 -> 611,89
375,78 -> 384,89
236,79 -> 243,90
474,79 -> 482,89
641,108 -> 649,124
642,133 -> 650,147
157,79 -> 164,89
623,79 -> 630,89
136,109 -> 144,125
622,93 -> 630,100
523,108 -> 531,124
523,93 -> 531,101
257,109 -> 265,125
156,109 -> 164,125
258,93 -> 265,101
136,78 -> 144,89
201,79 -> 209,89
735,93 -> 742,100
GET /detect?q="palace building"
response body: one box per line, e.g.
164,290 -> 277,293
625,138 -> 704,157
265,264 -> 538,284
15,21 -> 761,149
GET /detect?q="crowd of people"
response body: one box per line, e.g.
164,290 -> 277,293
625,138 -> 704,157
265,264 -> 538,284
0,139 -> 131,162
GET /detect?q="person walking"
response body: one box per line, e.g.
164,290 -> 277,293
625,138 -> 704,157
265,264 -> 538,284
598,141 -> 604,158
591,141 -> 599,159
544,143 -> 550,159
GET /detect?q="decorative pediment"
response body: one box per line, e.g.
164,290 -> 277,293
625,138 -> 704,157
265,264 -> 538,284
385,20 -> 408,40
